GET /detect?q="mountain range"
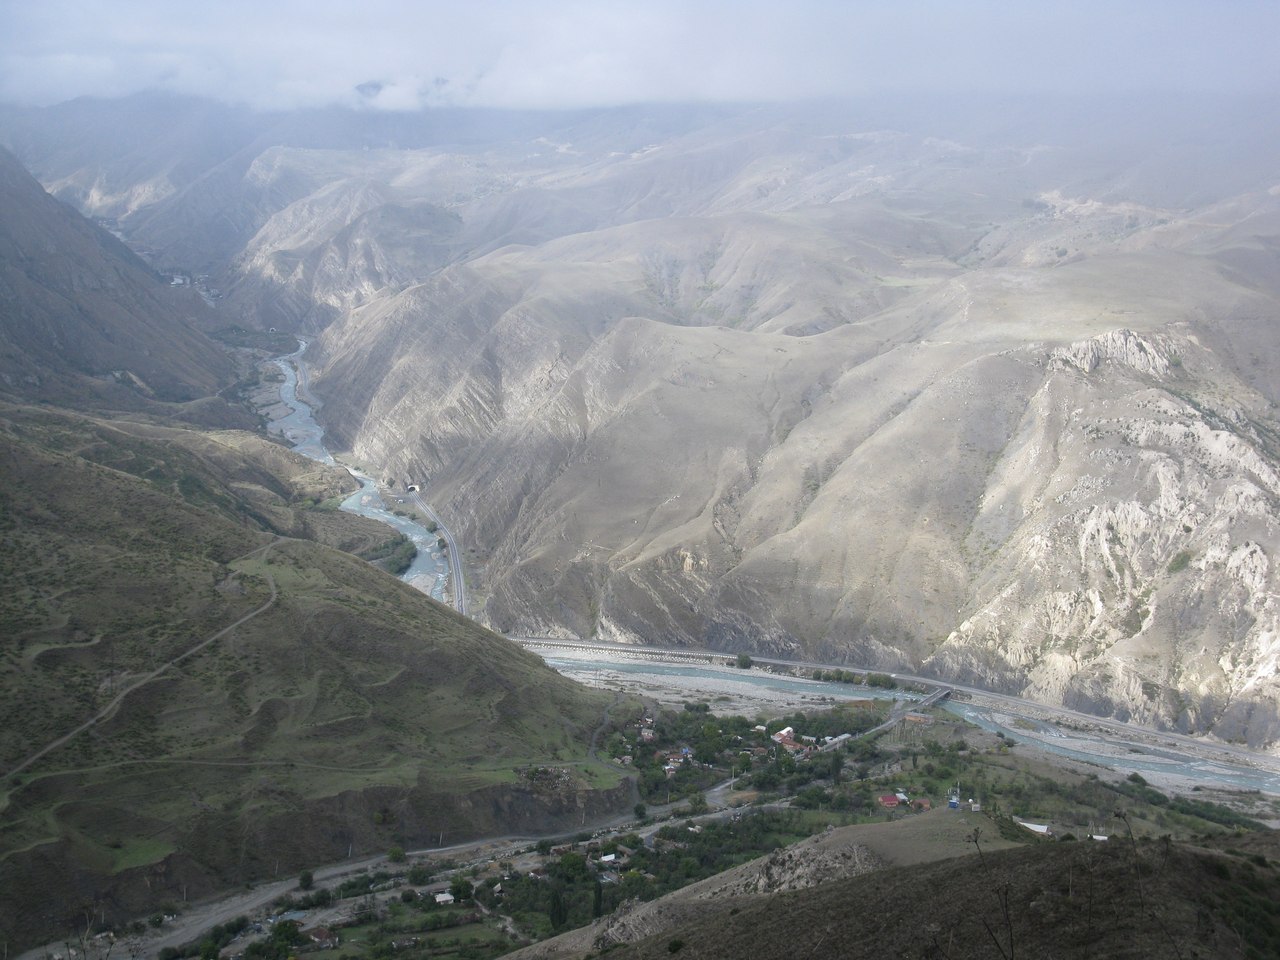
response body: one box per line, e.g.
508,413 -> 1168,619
4,92 -> 1280,755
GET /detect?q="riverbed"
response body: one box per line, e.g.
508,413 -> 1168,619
539,645 -> 1280,799
268,341 -> 453,602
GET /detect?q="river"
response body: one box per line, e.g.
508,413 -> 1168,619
269,341 -> 454,603
268,343 -> 1280,799
540,650 -> 1280,797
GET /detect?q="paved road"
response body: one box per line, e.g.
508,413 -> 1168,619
409,492 -> 466,615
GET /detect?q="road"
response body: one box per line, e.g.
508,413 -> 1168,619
513,636 -> 1280,781
409,491 -> 466,616
2,541 -> 280,782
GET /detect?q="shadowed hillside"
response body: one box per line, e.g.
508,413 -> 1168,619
0,404 -> 618,951
518,827 -> 1280,960
0,146 -> 238,412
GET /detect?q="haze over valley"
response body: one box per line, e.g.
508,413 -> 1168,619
6,91 -> 1278,747
3,3 -> 1280,955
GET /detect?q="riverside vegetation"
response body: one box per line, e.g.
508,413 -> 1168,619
129,701 -> 1278,960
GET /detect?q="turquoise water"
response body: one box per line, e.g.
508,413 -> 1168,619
270,343 -> 451,601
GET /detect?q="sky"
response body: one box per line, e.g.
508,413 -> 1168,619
1,0 -> 1277,111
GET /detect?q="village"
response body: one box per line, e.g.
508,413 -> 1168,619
59,691 -> 1264,960
30,649 -> 1278,960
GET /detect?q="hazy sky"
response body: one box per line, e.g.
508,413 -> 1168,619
1,1 -> 1276,110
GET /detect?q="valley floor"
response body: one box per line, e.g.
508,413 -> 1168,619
530,640 -> 1280,806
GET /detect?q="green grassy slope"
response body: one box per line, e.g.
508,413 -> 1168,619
0,404 -> 616,950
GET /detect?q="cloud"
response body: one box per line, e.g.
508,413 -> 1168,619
1,0 -> 1277,110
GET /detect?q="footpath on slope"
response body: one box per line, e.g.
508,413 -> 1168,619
2,540 -> 281,782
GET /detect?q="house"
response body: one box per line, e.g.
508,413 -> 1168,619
303,927 -> 338,950
912,798 -> 932,811
1015,819 -> 1052,837
771,726 -> 795,742
640,727 -> 656,742
434,892 -> 455,905
877,794 -> 900,808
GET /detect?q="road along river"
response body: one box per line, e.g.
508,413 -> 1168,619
267,342 -> 1280,800
269,341 -> 458,605
528,641 -> 1280,799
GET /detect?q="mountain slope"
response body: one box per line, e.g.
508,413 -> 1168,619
0,404 -> 617,951
310,188 -> 1280,747
10,97 -> 1280,748
516,827 -> 1280,960
0,146 -> 235,409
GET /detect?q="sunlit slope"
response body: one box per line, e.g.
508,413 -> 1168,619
312,182 -> 1280,749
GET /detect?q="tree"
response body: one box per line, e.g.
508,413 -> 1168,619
557,851 -> 589,881
549,886 -> 568,930
634,802 -> 647,820
387,845 -> 406,863
449,876 -> 474,901
298,869 -> 313,891
735,653 -> 753,669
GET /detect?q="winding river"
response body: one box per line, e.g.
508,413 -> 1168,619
267,342 -> 1280,799
269,341 -> 453,603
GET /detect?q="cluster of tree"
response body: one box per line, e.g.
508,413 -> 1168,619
359,534 -> 418,575
242,920 -> 302,960
810,669 -> 897,689
748,748 -> 847,792
157,916 -> 249,960
336,869 -> 397,898
272,887 -> 333,911
496,813 -> 821,940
